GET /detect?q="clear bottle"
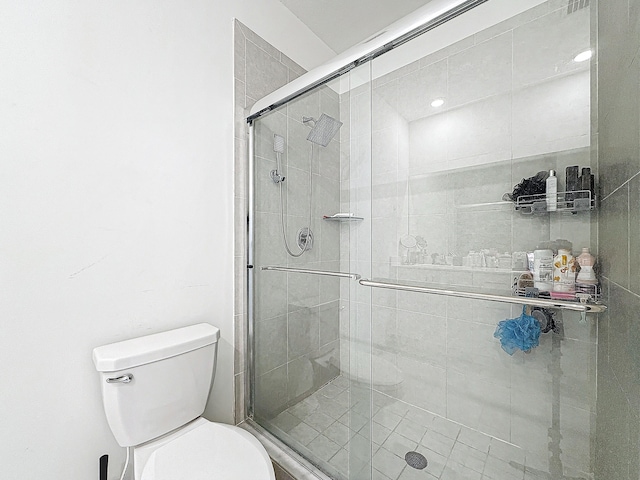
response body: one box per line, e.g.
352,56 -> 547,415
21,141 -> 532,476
553,248 -> 576,292
576,247 -> 597,284
546,169 -> 558,211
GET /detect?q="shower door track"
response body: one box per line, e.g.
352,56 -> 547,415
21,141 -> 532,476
246,0 -> 488,123
359,279 -> 607,314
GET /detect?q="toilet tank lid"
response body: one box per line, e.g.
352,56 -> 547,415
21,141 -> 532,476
93,323 -> 220,372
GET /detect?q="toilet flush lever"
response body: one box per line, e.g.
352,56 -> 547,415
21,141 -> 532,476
106,374 -> 133,384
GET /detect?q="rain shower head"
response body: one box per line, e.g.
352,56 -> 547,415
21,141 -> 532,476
305,113 -> 343,147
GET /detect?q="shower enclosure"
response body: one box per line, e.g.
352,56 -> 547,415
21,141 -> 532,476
245,0 -> 632,478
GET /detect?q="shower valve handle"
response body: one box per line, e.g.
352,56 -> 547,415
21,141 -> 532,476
270,170 -> 285,184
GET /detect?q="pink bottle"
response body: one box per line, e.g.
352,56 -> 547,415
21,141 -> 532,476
576,247 -> 597,284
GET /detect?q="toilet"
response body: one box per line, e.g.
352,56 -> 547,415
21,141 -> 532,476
92,323 -> 275,480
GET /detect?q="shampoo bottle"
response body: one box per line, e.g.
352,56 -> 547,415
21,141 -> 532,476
546,170 -> 558,211
533,249 -> 554,292
576,247 -> 597,284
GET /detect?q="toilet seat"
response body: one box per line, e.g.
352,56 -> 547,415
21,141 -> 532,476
135,418 -> 275,480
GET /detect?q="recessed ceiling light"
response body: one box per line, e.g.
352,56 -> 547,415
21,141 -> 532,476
573,49 -> 592,62
431,98 -> 445,108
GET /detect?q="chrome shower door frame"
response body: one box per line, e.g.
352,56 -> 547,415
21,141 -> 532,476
246,121 -> 256,419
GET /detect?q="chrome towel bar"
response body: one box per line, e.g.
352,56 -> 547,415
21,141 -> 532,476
359,279 -> 607,314
261,266 -> 361,280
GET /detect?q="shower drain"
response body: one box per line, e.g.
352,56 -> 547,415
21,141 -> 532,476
405,451 -> 428,470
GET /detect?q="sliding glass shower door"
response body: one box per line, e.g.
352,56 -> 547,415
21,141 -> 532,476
251,66 -> 375,480
363,2 -> 597,479
250,1 -> 606,480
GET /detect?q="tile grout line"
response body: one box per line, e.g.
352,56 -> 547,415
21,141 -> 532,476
601,275 -> 640,301
600,168 -> 640,202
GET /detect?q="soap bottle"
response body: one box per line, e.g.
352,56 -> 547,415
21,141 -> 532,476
553,248 -> 576,292
546,170 -> 558,211
580,167 -> 595,202
565,165 -> 579,202
576,247 -> 597,284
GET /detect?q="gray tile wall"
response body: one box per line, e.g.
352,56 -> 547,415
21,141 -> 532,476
370,1 -> 593,271
234,21 -> 310,424
338,69 -> 375,377
236,22 -> 343,422
595,0 -> 640,478
251,86 -> 342,421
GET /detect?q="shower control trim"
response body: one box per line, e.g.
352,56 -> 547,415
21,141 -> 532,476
270,170 -> 285,184
106,374 -> 133,384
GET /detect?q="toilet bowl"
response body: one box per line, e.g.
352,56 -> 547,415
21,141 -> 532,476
93,323 -> 275,480
135,418 -> 273,480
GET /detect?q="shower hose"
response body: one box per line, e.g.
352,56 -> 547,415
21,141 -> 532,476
278,142 -> 314,257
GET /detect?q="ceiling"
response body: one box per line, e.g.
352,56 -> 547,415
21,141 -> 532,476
278,0 -> 434,54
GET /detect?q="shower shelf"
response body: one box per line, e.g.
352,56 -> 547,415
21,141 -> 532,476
511,190 -> 596,214
456,191 -> 596,213
455,200 -> 513,210
393,263 -> 527,274
322,214 -> 364,222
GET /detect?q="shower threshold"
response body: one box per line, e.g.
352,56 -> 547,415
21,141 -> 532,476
240,419 -> 332,480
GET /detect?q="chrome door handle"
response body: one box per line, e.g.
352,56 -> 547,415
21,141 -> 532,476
106,374 -> 133,384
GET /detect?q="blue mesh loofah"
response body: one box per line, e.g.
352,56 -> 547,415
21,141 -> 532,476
494,306 -> 541,355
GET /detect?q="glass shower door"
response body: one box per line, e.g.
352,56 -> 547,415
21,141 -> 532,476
251,67 -> 374,480
363,2 -> 598,480
250,2 -> 603,480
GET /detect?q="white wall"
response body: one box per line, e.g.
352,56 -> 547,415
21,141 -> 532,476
0,1 -> 333,479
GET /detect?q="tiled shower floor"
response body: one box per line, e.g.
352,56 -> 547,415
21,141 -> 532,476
266,376 -> 590,480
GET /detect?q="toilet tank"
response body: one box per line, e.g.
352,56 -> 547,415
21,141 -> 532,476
93,323 -> 220,447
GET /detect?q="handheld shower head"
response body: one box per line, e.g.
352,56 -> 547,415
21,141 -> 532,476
273,134 -> 285,153
271,134 -> 286,184
304,113 -> 343,147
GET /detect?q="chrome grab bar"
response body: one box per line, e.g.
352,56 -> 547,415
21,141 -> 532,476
261,266 -> 361,280
359,279 -> 607,314
106,374 -> 133,384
